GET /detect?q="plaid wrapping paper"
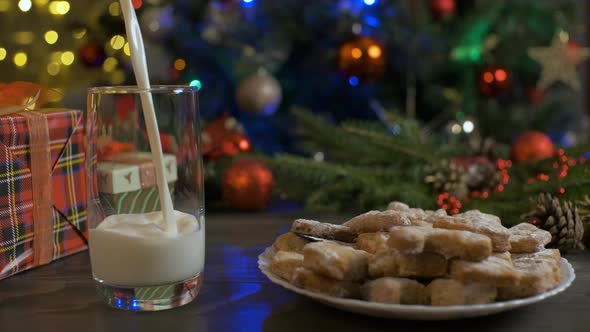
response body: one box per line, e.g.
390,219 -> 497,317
0,109 -> 88,280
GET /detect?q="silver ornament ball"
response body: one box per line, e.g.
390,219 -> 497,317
235,71 -> 282,115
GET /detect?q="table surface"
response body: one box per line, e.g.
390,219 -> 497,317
1,212 -> 589,332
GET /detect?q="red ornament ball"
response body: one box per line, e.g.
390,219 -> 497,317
478,66 -> 511,96
511,131 -> 555,163
222,159 -> 274,211
338,36 -> 386,82
430,0 -> 456,18
79,41 -> 106,68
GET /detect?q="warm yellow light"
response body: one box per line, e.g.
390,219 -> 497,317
111,69 -> 126,84
14,52 -> 28,67
47,62 -> 60,76
102,57 -> 118,72
72,28 -> 86,39
174,59 -> 186,71
14,32 -> 34,45
34,0 -> 49,5
367,45 -> 382,59
351,47 -> 362,59
110,35 -> 125,50
44,30 -> 59,44
123,42 -> 130,56
108,1 -> 120,16
50,51 -> 62,62
0,0 -> 10,12
60,51 -> 74,65
0,48 -> 6,61
18,0 -> 32,11
49,1 -> 70,15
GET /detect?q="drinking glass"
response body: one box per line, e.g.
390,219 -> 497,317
86,86 -> 204,311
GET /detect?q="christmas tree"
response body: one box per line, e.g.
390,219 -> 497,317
1,0 -> 589,224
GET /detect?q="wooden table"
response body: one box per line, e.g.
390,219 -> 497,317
1,213 -> 589,332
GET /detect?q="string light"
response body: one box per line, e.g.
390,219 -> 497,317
174,59 -> 186,71
367,45 -> 382,59
60,51 -> 74,65
494,69 -> 507,82
0,48 -> 6,61
189,79 -> 202,90
13,52 -> 27,67
123,42 -> 130,56
33,0 -> 49,5
108,1 -> 120,16
351,48 -> 362,59
348,76 -> 359,86
18,0 -> 32,12
47,62 -> 60,76
110,35 -> 125,50
238,139 -> 250,151
44,30 -> 59,45
49,1 -> 70,15
462,120 -> 474,133
364,0 -> 376,6
451,123 -> 462,134
102,57 -> 118,72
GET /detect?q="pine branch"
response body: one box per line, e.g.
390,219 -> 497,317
291,107 -> 395,165
343,127 -> 437,162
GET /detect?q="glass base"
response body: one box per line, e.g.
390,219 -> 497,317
94,273 -> 203,311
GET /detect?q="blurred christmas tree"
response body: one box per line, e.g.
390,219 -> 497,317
1,0 -> 589,220
0,0 -> 135,90
1,0 -> 588,149
162,0 -> 589,151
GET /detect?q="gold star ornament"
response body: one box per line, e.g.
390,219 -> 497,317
528,32 -> 590,91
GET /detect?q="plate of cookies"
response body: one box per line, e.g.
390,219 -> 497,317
258,202 -> 575,320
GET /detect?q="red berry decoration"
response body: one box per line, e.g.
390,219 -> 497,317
222,159 -> 274,211
437,192 -> 462,215
510,131 -> 555,163
478,66 -> 511,96
430,0 -> 456,18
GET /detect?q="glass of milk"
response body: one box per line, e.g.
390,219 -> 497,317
86,85 -> 204,311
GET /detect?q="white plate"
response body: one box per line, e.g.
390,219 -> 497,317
258,247 -> 576,320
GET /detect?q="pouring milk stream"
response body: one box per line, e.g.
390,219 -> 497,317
89,0 -> 203,287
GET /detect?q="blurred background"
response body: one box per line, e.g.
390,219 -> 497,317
1,1 -> 590,231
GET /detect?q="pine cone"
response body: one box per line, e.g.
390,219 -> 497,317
577,196 -> 590,245
464,158 -> 502,192
523,193 -> 585,253
424,159 -> 469,199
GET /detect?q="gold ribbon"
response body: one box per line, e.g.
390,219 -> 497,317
0,82 -> 62,266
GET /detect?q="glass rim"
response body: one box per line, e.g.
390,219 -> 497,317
88,85 -> 198,94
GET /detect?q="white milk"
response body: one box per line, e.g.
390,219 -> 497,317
119,0 -> 176,234
89,211 -> 205,287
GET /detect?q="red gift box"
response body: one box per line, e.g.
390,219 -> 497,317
0,83 -> 88,280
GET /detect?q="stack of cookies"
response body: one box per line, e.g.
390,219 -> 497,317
269,202 -> 562,306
